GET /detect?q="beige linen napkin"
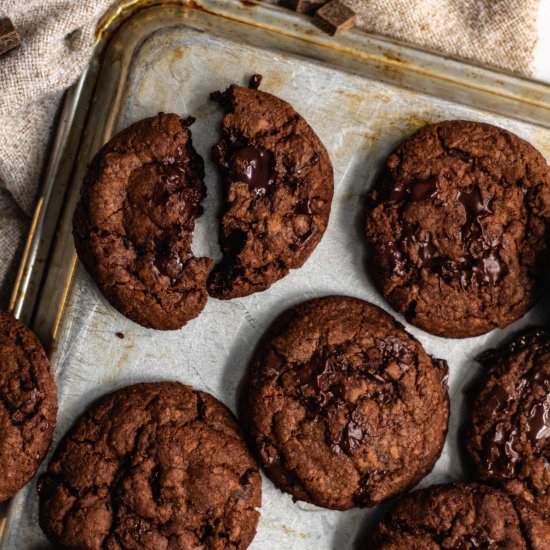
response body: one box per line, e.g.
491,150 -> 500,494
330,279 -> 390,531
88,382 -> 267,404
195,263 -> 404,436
0,0 -> 113,302
0,0 -> 541,306
348,0 -> 539,76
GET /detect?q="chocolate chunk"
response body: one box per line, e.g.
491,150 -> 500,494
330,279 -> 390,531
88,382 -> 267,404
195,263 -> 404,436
313,0 -> 356,36
230,146 -> 274,196
0,18 -> 21,56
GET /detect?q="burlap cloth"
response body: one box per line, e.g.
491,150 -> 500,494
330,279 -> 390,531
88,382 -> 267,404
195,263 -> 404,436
0,0 -> 541,306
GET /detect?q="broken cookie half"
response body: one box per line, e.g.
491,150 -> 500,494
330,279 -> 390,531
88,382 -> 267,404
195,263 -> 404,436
73,113 -> 211,330
208,79 -> 334,299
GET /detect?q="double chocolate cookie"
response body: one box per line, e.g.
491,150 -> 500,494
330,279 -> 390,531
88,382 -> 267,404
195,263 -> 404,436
38,383 -> 261,549
466,329 -> 550,513
207,80 -> 334,299
368,482 -> 549,549
365,121 -> 550,338
247,296 -> 448,510
0,310 -> 57,502
73,114 -> 211,330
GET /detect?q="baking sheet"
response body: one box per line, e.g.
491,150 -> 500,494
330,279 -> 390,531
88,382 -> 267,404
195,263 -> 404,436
3,3 -> 550,548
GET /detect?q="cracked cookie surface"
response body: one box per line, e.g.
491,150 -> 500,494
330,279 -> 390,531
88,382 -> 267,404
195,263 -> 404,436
207,83 -> 333,299
73,114 -> 211,330
365,120 -> 550,338
367,482 -> 550,549
246,296 -> 448,510
466,329 -> 550,515
0,309 -> 57,502
38,382 -> 261,550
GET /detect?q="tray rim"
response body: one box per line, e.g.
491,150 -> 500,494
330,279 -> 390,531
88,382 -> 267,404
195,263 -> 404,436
3,0 -> 550,545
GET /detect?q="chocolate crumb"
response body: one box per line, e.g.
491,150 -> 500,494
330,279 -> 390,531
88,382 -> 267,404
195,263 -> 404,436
313,0 -> 356,35
115,332 -> 125,339
248,74 -> 263,89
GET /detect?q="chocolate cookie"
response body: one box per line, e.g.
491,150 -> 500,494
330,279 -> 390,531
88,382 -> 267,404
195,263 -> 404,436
466,329 -> 550,513
365,121 -> 550,338
207,80 -> 333,299
0,310 -> 57,502
38,382 -> 261,549
247,296 -> 448,510
368,482 -> 550,549
73,114 -> 212,330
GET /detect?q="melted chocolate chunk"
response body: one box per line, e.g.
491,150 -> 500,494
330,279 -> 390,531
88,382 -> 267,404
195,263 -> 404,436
410,176 -> 440,202
457,186 -> 491,246
290,337 -> 417,456
388,174 -> 440,203
295,197 -> 312,215
263,455 -> 293,487
230,146 -> 274,197
376,335 -> 414,371
475,382 -> 521,479
509,329 -> 550,355
340,413 -> 367,455
483,423 -> 519,479
455,186 -> 507,287
526,371 -> 550,445
381,223 -> 442,275
263,348 -> 284,379
462,534 -> 497,549
457,185 -> 493,221
468,251 -> 506,287
383,182 -> 506,287
380,243 -> 406,277
293,349 -> 344,418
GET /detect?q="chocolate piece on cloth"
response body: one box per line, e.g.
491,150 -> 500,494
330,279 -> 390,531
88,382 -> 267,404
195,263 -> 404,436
0,18 -> 21,56
279,0 -> 327,15
313,0 -> 356,35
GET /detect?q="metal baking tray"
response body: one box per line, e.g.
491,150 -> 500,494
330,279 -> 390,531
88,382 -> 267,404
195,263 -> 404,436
2,0 -> 550,547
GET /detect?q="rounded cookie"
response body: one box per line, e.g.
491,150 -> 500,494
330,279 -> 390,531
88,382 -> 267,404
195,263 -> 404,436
365,120 -> 550,338
0,309 -> 57,502
207,80 -> 334,299
367,482 -> 550,549
73,114 -> 212,330
247,296 -> 448,510
38,382 -> 261,550
466,329 -> 550,513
